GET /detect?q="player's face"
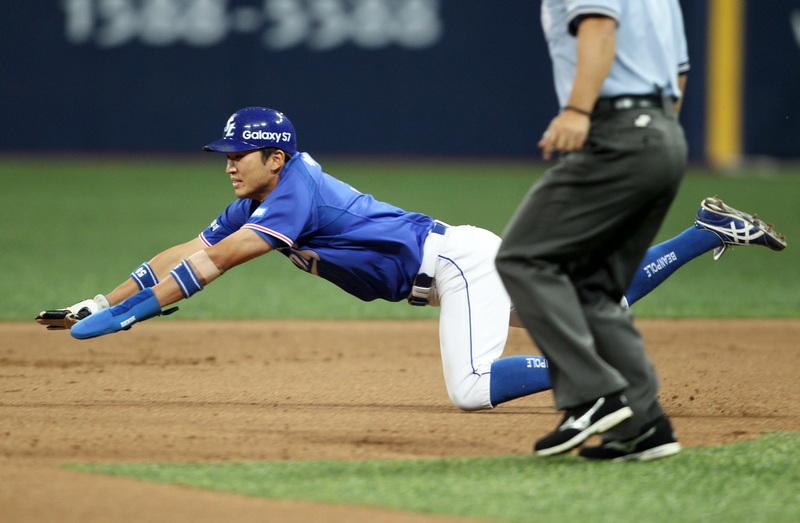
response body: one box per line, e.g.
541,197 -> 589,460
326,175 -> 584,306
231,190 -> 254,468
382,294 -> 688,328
225,150 -> 280,201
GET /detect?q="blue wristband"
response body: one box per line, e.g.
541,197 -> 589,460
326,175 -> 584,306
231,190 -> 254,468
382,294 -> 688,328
71,288 -> 162,340
170,259 -> 204,298
131,262 -> 159,290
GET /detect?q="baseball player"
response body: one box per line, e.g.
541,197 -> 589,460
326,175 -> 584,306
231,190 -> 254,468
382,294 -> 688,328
37,107 -> 786,414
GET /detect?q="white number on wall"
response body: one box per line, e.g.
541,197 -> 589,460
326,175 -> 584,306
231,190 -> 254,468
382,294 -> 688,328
60,0 -> 442,50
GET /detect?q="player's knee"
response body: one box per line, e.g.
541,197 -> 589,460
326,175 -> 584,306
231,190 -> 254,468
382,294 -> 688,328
443,363 -> 494,411
451,395 -> 490,411
447,384 -> 492,411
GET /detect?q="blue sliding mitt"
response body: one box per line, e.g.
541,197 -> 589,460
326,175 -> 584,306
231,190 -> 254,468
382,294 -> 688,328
71,288 -> 177,340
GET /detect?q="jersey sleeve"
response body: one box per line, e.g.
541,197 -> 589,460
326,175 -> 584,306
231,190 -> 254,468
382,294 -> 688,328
241,166 -> 315,249
566,0 -> 620,36
673,0 -> 690,74
198,199 -> 254,247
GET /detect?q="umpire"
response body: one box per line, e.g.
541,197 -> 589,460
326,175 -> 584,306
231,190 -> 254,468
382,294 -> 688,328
495,0 -> 689,461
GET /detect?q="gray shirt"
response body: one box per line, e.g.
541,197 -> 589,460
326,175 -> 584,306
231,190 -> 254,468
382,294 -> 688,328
541,0 -> 690,107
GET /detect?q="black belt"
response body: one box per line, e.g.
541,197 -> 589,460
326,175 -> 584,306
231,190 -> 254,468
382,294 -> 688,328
408,221 -> 448,306
594,95 -> 664,113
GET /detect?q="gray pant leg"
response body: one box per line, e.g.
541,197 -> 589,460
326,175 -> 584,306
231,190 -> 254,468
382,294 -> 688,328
582,296 -> 664,440
498,255 -> 628,405
496,108 -> 685,438
495,175 -> 633,408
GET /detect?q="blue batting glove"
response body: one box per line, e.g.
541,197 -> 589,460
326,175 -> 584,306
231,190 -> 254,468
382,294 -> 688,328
71,288 -> 165,340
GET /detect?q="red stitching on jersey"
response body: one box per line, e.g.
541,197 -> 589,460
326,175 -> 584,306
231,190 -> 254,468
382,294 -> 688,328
198,233 -> 213,247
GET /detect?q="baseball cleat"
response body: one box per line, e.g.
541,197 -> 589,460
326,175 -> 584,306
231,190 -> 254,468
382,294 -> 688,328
695,196 -> 787,260
533,393 -> 632,457
578,415 -> 681,462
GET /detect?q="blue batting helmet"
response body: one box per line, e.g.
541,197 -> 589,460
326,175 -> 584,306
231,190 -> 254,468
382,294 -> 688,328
203,107 -> 297,155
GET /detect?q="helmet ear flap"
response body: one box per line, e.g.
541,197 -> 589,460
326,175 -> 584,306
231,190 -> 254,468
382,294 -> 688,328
204,107 -> 297,155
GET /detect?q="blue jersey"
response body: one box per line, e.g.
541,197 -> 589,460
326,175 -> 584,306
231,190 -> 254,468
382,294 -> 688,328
199,152 -> 434,302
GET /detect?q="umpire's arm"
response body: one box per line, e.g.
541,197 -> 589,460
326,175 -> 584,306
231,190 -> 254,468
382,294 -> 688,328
538,15 -> 617,159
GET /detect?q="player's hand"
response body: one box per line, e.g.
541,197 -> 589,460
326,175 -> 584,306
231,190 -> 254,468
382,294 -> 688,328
538,110 -> 591,160
35,295 -> 111,330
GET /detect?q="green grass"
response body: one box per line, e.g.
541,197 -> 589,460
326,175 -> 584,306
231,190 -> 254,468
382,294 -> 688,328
65,432 -> 800,522
2,155 -> 799,320
7,155 -> 798,520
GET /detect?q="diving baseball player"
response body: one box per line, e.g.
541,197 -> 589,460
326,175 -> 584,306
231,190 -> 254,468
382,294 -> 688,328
36,107 -> 786,413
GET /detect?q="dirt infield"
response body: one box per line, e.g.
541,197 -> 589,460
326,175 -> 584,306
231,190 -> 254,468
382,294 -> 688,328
2,319 -> 799,522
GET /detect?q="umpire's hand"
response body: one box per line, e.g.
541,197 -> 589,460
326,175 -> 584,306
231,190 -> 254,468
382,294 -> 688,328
538,109 -> 591,160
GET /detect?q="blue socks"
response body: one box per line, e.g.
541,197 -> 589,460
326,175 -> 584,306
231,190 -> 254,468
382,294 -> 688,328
489,355 -> 552,406
624,227 -> 722,307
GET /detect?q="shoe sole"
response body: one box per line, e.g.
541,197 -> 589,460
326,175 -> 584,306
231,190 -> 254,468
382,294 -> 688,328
535,406 -> 633,457
698,197 -> 787,250
611,441 -> 682,462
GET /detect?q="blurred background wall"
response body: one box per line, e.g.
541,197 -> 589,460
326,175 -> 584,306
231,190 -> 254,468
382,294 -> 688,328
1,1 -> 797,164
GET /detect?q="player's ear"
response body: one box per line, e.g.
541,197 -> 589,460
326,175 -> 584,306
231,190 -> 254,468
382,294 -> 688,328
273,150 -> 287,169
264,149 -> 285,171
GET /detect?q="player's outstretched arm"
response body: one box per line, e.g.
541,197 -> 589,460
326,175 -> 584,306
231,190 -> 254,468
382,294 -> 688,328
35,237 -> 207,331
70,229 -> 273,339
105,237 -> 209,306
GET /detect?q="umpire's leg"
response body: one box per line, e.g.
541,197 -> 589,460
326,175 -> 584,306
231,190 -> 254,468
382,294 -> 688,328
495,153 -> 680,418
494,169 -> 632,410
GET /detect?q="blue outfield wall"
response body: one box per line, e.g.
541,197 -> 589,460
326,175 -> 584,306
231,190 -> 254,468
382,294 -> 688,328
0,1 -> 791,161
